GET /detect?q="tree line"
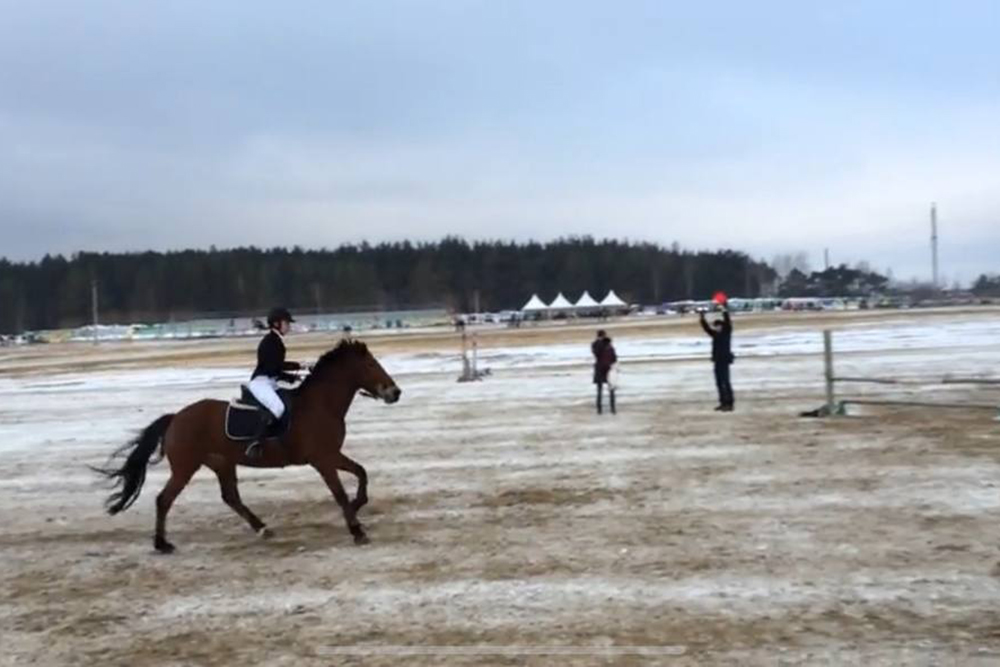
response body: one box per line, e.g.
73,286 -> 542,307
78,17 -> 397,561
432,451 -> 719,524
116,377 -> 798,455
777,265 -> 890,298
0,238 -> 778,333
972,274 -> 1000,297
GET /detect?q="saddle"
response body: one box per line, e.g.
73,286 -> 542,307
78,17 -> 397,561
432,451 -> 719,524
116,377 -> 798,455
224,386 -> 293,441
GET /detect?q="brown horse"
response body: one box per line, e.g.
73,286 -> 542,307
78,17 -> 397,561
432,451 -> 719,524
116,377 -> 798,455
95,339 -> 401,552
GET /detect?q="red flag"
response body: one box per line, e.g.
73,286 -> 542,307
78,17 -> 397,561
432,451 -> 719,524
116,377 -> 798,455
712,291 -> 728,305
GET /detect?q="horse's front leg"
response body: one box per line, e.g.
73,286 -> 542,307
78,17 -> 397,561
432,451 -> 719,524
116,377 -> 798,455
332,452 -> 368,512
311,457 -> 369,545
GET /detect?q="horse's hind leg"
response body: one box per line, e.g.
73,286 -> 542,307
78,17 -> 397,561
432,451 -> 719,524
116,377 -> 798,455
154,459 -> 198,554
212,464 -> 269,538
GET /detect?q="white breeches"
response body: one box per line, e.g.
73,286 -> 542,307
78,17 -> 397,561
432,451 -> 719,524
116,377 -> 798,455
247,376 -> 285,419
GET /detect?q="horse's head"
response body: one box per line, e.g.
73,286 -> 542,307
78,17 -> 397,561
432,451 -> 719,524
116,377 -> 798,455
303,340 -> 401,405
354,345 -> 402,404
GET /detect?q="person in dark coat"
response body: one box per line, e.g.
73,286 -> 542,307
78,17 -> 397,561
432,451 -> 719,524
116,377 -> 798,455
700,306 -> 734,411
591,329 -> 618,415
245,307 -> 303,456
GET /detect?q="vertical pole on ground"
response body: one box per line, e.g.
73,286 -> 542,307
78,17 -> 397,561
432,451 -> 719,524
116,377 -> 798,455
91,278 -> 99,345
460,327 -> 471,381
472,332 -> 479,378
823,329 -> 835,415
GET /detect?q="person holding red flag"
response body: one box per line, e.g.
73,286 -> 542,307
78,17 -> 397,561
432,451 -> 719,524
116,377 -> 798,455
700,293 -> 735,412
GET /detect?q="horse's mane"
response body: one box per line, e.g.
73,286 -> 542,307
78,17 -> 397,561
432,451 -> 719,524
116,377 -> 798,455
294,339 -> 369,395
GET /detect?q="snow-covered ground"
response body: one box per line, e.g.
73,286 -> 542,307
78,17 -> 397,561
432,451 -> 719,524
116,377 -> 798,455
2,310 -> 1000,665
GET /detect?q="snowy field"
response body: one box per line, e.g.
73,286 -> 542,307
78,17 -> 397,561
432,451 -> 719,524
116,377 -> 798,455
2,309 -> 1000,665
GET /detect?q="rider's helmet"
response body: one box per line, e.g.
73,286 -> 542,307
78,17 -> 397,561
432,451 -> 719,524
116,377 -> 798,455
267,307 -> 295,328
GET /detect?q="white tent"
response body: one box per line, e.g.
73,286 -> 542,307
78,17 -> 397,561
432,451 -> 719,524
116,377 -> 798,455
574,291 -> 600,309
521,294 -> 548,312
548,292 -> 574,310
600,290 -> 627,307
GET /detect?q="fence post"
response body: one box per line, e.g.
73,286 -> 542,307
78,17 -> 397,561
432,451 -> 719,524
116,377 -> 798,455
824,330 -> 836,415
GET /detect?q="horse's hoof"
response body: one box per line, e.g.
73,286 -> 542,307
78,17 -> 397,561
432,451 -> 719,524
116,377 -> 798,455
154,537 -> 176,554
258,527 -> 274,540
353,533 -> 371,546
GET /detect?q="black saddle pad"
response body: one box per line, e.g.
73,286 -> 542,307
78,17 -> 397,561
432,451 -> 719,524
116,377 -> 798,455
225,388 -> 293,441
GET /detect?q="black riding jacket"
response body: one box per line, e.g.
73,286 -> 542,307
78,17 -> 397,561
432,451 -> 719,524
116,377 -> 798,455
251,331 -> 300,382
701,311 -> 734,365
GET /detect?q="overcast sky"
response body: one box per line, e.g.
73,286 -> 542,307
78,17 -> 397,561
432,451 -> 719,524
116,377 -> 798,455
1,1 -> 998,282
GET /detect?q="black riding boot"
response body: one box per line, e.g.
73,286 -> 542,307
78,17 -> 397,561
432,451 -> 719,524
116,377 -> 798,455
245,412 -> 275,459
609,388 -> 617,415
596,384 -> 603,415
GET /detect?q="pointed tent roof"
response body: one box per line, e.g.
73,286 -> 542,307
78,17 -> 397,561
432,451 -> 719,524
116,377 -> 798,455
575,291 -> 600,308
521,294 -> 548,311
548,292 -> 573,309
600,290 -> 627,307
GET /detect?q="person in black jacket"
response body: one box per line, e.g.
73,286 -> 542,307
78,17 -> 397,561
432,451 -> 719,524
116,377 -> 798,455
700,306 -> 734,411
591,329 -> 618,415
245,307 -> 303,456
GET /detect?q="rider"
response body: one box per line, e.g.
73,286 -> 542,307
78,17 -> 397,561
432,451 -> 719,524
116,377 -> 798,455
245,307 -> 302,457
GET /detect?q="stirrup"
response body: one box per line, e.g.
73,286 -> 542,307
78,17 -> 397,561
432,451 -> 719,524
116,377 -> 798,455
245,439 -> 265,458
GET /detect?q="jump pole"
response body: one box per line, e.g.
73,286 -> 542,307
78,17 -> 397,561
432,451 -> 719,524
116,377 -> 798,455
821,329 -> 1000,421
823,330 -> 837,415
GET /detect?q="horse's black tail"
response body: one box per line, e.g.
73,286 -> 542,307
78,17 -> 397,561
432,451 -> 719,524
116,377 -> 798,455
92,413 -> 175,515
